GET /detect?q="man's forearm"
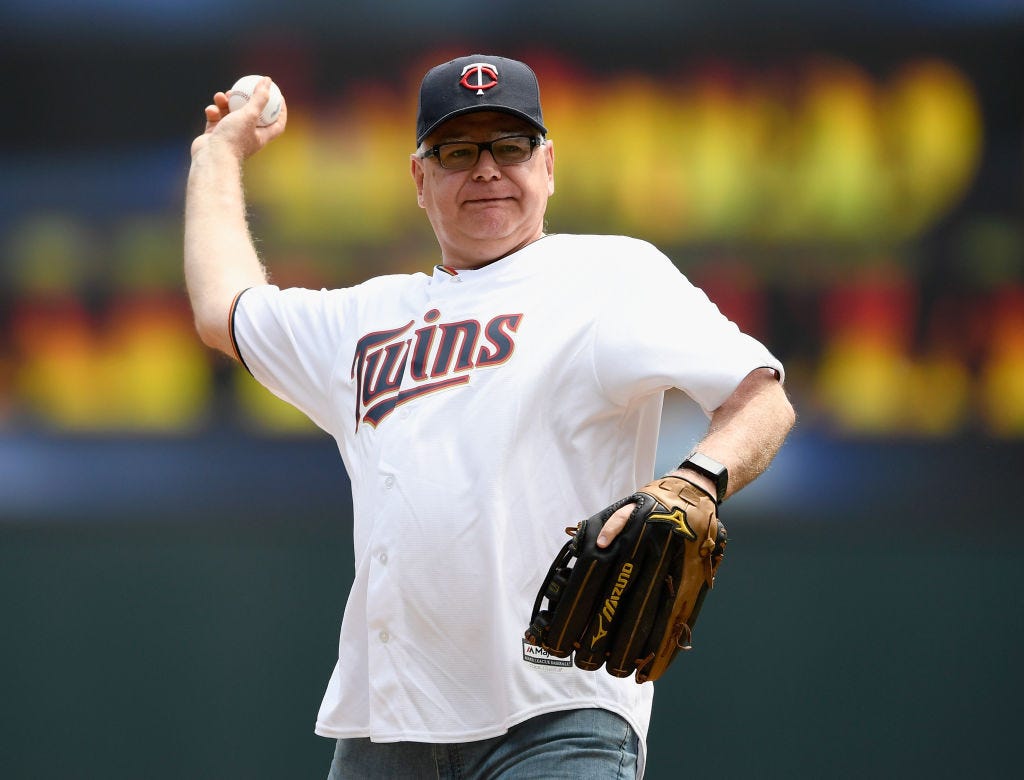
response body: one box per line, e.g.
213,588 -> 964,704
674,368 -> 795,500
184,140 -> 268,355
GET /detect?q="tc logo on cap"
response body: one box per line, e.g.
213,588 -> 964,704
460,63 -> 498,95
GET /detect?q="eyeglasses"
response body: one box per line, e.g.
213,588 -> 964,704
419,135 -> 545,170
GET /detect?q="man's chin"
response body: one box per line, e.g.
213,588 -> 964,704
459,215 -> 518,242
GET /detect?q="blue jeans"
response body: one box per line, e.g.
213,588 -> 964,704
327,707 -> 639,779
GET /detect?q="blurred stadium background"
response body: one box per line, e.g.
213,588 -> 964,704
1,1 -> 1022,777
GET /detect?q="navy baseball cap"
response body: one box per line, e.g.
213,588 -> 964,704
416,54 -> 547,146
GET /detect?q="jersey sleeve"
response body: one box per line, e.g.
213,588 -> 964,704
230,284 -> 351,432
592,243 -> 784,415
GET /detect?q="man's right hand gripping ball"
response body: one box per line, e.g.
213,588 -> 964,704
525,476 -> 727,684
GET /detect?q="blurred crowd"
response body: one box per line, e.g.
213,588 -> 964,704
1,52 -> 1020,439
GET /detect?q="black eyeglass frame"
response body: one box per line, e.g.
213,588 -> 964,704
418,135 -> 546,170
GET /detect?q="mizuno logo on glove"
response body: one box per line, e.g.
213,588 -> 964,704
589,562 -> 634,646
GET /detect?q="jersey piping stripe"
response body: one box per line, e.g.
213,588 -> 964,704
229,287 -> 254,375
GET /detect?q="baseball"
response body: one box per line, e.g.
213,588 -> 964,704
228,74 -> 283,127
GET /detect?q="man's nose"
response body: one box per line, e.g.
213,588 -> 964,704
471,149 -> 502,179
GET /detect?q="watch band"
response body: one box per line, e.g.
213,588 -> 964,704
677,451 -> 728,503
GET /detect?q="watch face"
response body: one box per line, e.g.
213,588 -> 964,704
683,452 -> 728,501
689,453 -> 725,477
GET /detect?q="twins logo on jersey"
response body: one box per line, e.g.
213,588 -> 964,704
351,308 -> 523,429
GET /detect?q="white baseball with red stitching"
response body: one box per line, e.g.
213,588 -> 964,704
227,74 -> 283,127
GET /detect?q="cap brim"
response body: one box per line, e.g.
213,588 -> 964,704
417,106 -> 548,146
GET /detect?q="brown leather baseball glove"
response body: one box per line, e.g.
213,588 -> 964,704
524,476 -> 727,683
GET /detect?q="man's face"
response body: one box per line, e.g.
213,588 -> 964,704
411,111 -> 555,269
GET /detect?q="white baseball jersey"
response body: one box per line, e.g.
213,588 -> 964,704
231,233 -> 784,776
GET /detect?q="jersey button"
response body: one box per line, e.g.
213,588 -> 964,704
378,551 -> 388,565
383,475 -> 395,489
379,630 -> 390,643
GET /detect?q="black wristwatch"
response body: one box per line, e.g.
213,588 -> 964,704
678,451 -> 729,503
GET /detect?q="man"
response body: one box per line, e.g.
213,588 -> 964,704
185,54 -> 794,779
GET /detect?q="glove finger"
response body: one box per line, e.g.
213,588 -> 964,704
605,512 -> 677,677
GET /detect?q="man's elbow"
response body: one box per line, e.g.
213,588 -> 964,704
776,386 -> 797,436
192,306 -> 235,357
753,371 -> 797,440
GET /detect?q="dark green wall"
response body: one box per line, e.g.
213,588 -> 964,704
3,517 -> 1021,779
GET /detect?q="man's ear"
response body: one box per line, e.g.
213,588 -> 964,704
545,139 -> 555,196
410,154 -> 426,208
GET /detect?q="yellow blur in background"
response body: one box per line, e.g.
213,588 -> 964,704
1,52 -> 1020,438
